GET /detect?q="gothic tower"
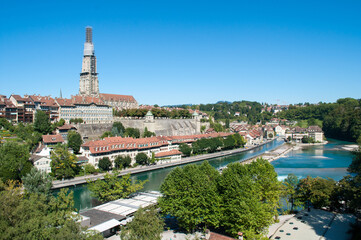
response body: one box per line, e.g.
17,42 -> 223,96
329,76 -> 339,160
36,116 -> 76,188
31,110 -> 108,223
79,27 -> 99,96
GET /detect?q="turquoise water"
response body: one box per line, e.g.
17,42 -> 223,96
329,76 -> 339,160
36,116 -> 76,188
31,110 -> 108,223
272,139 -> 354,181
61,139 -> 354,211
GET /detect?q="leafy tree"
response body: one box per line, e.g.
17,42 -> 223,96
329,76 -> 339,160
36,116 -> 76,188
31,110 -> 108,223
113,121 -> 125,136
87,172 -> 147,202
34,110 -> 52,134
120,207 -> 164,240
159,161 -> 222,232
0,142 -> 32,182
125,127 -> 140,138
50,144 -> 79,180
69,118 -> 84,124
114,156 -> 132,169
100,131 -> 114,139
83,164 -> 97,174
22,168 -> 53,197
0,118 -> 13,131
296,176 -> 336,209
0,181 -> 102,240
281,174 -> 300,212
218,159 -> 281,237
67,131 -> 82,154
179,143 -> 192,157
223,135 -> 236,150
200,125 -> 206,133
143,127 -> 156,137
98,157 -> 112,171
232,133 -> 246,148
136,153 -> 149,165
225,118 -> 230,129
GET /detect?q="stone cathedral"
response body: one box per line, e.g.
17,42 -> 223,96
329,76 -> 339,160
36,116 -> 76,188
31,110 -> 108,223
78,27 -> 138,110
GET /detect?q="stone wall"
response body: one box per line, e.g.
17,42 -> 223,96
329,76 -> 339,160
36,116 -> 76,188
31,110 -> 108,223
76,118 -> 201,139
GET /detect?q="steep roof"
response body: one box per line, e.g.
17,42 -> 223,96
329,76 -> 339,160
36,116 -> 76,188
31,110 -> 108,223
42,134 -> 64,144
29,95 -> 58,107
99,93 -> 137,103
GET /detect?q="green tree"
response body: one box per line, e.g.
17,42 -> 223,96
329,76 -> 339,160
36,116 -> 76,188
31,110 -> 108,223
113,121 -> 125,136
120,207 -> 164,240
100,131 -> 114,139
67,131 -> 82,154
50,144 -> 79,180
98,157 -> 112,171
281,174 -> 300,212
143,127 -> 156,137
22,168 -> 53,197
0,181 -> 102,240
223,135 -> 236,150
296,176 -> 336,209
159,161 -> 222,232
179,143 -> 192,157
136,153 -> 149,165
218,159 -> 281,237
232,133 -> 246,147
34,110 -> 52,134
87,172 -> 147,202
200,125 -> 206,133
124,128 -> 140,138
0,142 -> 32,182
83,164 -> 97,174
114,156 -> 132,169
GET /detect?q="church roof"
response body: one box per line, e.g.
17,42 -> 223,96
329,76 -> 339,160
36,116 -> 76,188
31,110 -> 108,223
99,93 -> 137,103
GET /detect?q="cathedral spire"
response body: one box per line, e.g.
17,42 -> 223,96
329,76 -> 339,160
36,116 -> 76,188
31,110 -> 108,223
79,26 -> 99,97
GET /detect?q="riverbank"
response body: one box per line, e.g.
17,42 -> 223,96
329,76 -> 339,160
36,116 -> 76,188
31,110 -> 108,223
51,139 -> 277,189
241,142 -> 293,165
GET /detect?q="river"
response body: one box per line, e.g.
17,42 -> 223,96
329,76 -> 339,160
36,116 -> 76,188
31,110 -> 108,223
62,138 -> 354,211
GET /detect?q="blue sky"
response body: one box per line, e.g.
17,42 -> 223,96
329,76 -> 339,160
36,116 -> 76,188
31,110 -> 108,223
1,1 -> 360,106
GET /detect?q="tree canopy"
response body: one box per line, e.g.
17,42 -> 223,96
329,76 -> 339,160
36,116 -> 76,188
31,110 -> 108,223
120,207 -> 164,240
0,180 -> 102,240
159,159 -> 280,238
98,157 -> 112,171
87,172 -> 147,202
0,141 -> 32,182
22,168 -> 53,197
34,110 -> 52,134
67,131 -> 82,154
136,153 -> 149,165
50,144 -> 79,180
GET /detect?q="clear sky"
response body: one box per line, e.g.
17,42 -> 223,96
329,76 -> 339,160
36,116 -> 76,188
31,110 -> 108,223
1,0 -> 360,106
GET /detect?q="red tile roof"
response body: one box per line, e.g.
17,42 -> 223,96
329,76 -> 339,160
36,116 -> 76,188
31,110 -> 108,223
29,95 -> 58,107
42,134 -> 64,144
57,124 -> 77,130
155,150 -> 181,158
99,93 -> 137,103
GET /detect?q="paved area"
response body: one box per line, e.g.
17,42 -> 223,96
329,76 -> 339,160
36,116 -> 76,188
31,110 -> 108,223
267,214 -> 295,238
269,209 -> 356,240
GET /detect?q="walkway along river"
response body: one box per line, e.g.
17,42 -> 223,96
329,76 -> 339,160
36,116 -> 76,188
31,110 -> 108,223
54,139 -> 284,211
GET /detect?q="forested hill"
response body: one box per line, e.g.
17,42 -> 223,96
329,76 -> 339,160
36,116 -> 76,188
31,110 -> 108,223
277,98 -> 361,142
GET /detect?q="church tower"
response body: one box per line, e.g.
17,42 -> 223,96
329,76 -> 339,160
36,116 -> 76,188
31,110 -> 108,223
79,27 -> 99,96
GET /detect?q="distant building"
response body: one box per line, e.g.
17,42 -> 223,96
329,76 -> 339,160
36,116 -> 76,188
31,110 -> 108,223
99,93 -> 138,110
56,95 -> 113,124
29,95 -> 59,122
9,95 -> 35,123
285,126 -> 324,143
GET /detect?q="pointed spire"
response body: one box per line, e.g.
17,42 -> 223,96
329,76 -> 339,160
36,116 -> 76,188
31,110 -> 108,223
60,89 -> 62,98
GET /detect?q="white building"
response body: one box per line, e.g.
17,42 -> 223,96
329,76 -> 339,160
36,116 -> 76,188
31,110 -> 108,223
56,96 -> 113,124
